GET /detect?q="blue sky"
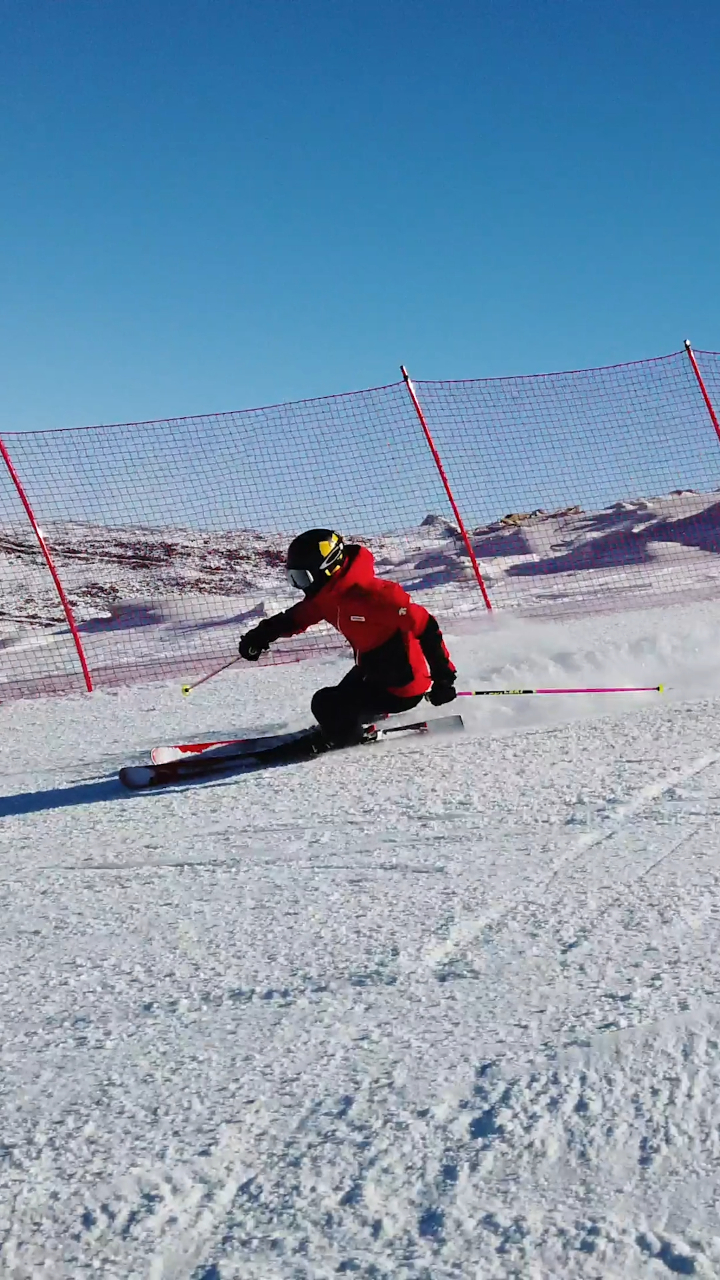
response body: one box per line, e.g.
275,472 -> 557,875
1,0 -> 718,432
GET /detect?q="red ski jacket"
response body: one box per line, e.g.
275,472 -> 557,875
259,545 -> 455,697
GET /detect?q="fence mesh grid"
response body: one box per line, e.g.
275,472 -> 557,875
0,384 -> 463,698
416,348 -> 720,618
1,348 -> 720,699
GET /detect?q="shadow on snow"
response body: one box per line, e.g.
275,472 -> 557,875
0,769 -> 249,817
0,777 -> 129,817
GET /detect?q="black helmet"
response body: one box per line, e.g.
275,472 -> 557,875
286,529 -> 346,594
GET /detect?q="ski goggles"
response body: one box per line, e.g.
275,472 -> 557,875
287,567 -> 315,592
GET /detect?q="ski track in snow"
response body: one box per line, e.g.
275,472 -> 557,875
421,746 -> 720,978
3,603 -> 720,1276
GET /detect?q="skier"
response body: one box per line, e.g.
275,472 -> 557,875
237,529 -> 457,749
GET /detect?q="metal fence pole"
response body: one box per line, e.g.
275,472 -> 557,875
401,366 -> 493,610
0,434 -> 93,692
684,339 -> 720,445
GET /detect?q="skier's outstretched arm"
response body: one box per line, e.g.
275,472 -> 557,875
238,598 -> 321,661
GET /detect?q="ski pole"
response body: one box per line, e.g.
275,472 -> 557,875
457,684 -> 664,696
181,656 -> 242,697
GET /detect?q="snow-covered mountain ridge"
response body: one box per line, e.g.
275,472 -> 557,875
2,488 -> 720,624
3,488 -> 720,698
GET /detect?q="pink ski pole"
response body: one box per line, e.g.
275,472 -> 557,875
457,685 -> 664,696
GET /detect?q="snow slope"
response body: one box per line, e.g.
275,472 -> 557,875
3,601 -> 720,1276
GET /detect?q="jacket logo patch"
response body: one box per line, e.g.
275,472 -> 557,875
398,607 -> 407,615
350,615 -> 366,622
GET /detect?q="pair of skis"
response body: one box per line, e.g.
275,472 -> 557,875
118,713 -> 464,790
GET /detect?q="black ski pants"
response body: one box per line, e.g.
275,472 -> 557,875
311,666 -> 423,747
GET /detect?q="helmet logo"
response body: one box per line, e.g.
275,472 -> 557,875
317,533 -> 344,577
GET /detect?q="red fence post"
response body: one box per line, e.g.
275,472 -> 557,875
684,339 -> 720,445
400,365 -> 493,611
0,434 -> 93,692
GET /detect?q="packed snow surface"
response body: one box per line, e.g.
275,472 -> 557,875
3,601 -> 720,1276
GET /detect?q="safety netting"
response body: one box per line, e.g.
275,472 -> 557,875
415,348 -> 720,617
1,347 -> 719,699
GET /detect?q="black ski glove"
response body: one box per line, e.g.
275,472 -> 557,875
427,679 -> 457,707
238,624 -> 271,661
